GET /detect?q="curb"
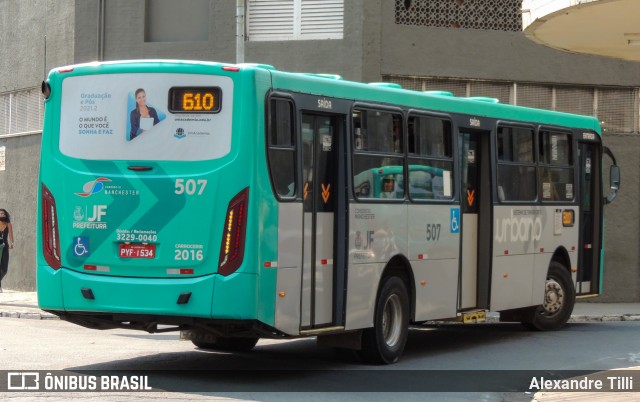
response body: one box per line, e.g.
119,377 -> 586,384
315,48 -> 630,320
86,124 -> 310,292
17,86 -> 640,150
452,313 -> 640,324
1,311 -> 58,320
1,310 -> 640,322
570,314 -> 640,322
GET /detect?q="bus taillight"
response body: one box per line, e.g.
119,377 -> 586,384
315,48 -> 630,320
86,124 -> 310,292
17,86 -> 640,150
218,187 -> 249,276
41,183 -> 62,269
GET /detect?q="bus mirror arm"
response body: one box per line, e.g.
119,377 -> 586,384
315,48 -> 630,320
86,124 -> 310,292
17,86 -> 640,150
603,146 -> 620,204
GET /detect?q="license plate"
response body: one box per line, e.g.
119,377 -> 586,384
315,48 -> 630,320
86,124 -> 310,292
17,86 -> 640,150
119,243 -> 156,259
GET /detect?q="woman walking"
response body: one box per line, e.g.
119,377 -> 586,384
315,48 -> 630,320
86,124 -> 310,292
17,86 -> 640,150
0,209 -> 14,292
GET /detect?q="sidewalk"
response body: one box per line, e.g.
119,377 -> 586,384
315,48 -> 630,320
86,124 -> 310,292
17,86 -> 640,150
2,288 -> 640,321
0,289 -> 57,319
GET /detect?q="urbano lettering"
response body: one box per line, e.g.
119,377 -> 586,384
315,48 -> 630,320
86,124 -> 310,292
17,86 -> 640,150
494,215 -> 542,243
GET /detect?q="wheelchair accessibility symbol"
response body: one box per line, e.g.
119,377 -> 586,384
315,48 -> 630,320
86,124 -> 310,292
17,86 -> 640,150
73,236 -> 90,257
450,208 -> 460,233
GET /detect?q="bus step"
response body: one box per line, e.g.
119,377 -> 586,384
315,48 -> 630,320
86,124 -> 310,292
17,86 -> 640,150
458,310 -> 487,324
299,326 -> 345,336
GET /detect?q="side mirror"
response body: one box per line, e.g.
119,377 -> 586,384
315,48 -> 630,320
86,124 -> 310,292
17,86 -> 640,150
603,147 -> 619,204
606,165 -> 620,204
610,165 -> 620,191
41,80 -> 51,99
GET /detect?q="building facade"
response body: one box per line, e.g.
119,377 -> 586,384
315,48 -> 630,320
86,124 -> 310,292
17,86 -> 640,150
0,0 -> 637,301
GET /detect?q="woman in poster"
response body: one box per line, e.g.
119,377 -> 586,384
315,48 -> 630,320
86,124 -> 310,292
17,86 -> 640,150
129,88 -> 160,139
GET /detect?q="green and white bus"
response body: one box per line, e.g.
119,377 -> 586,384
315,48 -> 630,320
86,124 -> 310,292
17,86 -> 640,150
37,60 -> 620,364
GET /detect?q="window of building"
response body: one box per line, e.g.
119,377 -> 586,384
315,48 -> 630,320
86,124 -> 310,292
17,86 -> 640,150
384,76 -> 640,136
539,130 -> 574,202
497,126 -> 536,201
145,0 -> 209,43
352,109 -> 404,200
267,99 -> 296,198
395,0 -> 522,32
407,114 -> 453,200
247,0 -> 344,41
0,87 -> 43,137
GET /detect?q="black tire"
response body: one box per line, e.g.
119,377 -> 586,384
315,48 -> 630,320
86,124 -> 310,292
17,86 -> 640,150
359,276 -> 410,364
522,261 -> 575,331
193,336 -> 259,352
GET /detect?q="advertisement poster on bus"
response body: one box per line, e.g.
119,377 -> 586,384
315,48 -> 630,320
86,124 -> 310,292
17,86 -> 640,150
59,73 -> 233,161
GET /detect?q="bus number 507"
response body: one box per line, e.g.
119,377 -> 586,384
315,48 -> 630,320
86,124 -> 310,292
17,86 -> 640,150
175,179 -> 207,195
426,223 -> 441,241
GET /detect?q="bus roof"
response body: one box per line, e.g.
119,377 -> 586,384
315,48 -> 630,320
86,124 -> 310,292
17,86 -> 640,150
49,60 -> 601,134
267,68 -> 601,134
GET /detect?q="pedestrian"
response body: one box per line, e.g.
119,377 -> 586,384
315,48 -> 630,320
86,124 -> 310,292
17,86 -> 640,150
0,208 -> 14,292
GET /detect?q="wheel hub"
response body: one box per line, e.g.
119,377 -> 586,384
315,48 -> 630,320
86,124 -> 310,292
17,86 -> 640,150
382,294 -> 402,347
542,279 -> 564,314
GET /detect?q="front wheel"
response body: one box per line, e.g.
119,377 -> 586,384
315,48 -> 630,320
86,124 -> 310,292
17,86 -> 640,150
522,262 -> 575,331
360,276 -> 409,364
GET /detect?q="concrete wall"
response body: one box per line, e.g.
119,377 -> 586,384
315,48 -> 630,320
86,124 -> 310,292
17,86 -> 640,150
74,0 -> 367,81
0,0 -> 74,290
599,133 -> 640,302
75,1 -> 236,64
0,134 -> 41,290
379,3 -> 640,86
0,0 -> 75,91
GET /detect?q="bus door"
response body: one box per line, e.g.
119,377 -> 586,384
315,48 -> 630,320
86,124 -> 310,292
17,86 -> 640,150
458,130 -> 492,310
576,140 -> 602,295
300,113 -> 345,329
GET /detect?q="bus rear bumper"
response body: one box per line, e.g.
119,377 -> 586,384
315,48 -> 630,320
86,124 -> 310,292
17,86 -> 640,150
36,265 -> 257,321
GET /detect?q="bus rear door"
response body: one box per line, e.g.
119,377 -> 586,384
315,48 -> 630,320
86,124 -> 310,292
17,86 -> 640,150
576,138 -> 602,295
458,129 -> 492,310
300,112 -> 347,330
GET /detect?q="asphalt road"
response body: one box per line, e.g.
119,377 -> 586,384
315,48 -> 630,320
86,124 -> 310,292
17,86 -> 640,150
1,318 -> 639,401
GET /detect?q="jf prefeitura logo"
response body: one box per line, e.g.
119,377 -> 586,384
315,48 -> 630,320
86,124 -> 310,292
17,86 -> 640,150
5,372 -> 152,392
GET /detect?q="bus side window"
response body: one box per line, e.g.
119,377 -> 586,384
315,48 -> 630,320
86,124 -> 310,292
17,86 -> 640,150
352,109 -> 404,200
539,131 -> 574,202
268,99 -> 296,199
407,114 -> 453,201
496,126 -> 536,202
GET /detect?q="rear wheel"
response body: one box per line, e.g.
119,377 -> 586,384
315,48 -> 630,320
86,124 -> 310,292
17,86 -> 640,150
522,262 -> 575,331
193,336 -> 259,352
360,276 -> 409,364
